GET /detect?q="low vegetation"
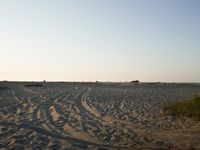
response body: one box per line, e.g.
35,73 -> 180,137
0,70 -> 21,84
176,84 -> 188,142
164,97 -> 200,120
0,86 -> 8,90
24,84 -> 43,87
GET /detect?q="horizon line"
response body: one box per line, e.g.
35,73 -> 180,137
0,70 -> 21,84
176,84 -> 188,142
1,80 -> 200,84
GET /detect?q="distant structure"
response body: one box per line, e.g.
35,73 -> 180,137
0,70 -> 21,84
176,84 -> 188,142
43,80 -> 46,83
131,80 -> 140,83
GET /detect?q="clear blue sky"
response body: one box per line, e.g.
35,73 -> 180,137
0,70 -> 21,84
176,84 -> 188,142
0,0 -> 199,82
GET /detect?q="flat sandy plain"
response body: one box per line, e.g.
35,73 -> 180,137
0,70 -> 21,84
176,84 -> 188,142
0,82 -> 200,150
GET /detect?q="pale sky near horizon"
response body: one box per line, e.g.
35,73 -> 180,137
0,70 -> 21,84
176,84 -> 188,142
0,0 -> 200,82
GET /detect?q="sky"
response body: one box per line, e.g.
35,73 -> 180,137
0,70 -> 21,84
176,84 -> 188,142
0,0 -> 200,82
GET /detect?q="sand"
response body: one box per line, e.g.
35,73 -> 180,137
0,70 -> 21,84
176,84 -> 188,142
0,82 -> 200,149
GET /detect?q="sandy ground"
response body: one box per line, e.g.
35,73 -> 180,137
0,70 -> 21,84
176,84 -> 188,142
0,82 -> 200,149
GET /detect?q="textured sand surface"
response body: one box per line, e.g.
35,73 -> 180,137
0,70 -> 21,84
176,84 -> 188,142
0,82 -> 200,149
